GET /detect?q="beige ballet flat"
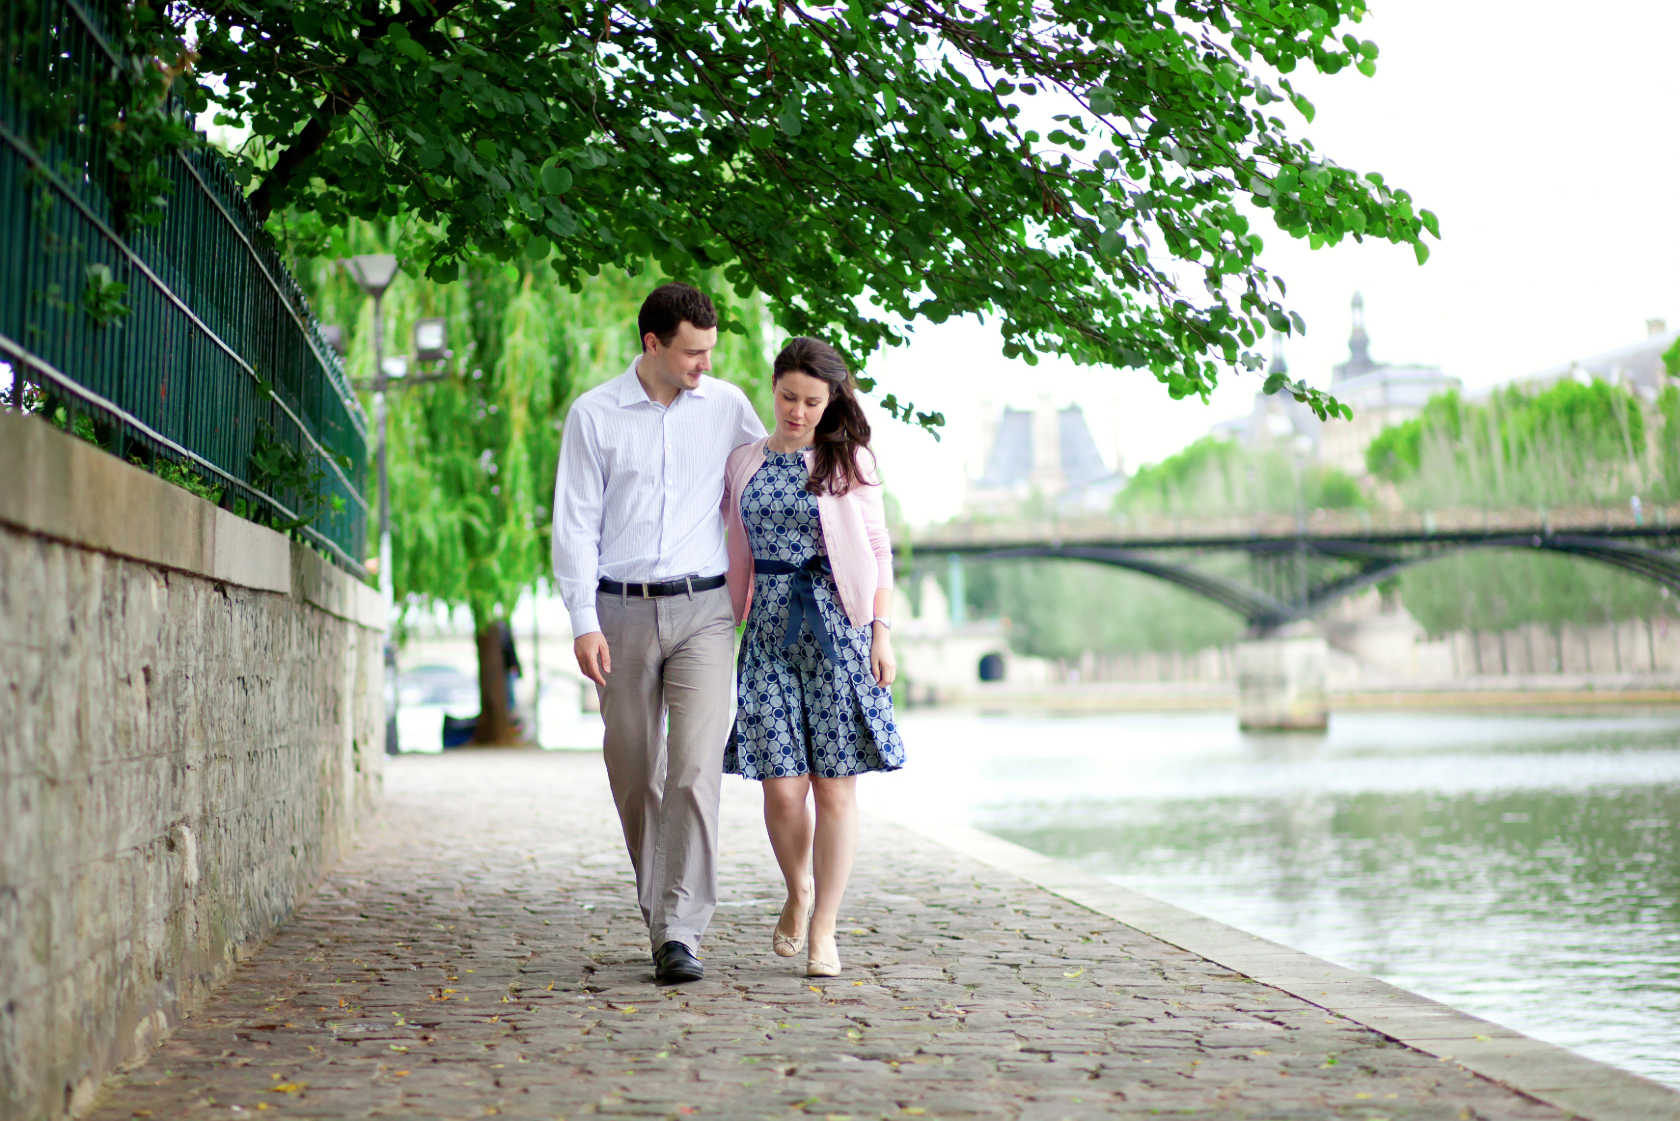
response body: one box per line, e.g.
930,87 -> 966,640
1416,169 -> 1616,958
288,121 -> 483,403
773,880 -> 814,958
806,948 -> 841,978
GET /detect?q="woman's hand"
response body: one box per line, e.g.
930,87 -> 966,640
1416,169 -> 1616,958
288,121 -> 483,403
870,624 -> 897,687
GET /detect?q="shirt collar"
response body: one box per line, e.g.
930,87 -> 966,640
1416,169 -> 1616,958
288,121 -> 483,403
616,357 -> 710,407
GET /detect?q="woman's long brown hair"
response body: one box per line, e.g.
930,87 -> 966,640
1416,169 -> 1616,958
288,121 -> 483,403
772,337 -> 873,497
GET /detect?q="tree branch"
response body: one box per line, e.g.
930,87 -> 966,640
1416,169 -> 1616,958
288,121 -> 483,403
247,0 -> 469,220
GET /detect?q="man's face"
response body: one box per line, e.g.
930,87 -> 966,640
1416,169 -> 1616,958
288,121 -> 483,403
642,321 -> 717,393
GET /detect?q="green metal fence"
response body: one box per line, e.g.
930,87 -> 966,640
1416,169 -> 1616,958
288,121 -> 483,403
0,0 -> 369,576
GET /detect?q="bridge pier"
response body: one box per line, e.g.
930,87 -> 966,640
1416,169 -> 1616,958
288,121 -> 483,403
1236,623 -> 1330,732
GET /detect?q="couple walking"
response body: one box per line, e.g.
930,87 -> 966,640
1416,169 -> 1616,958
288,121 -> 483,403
552,283 -> 906,984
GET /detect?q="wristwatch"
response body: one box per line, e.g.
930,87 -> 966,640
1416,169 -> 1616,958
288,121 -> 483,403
872,617 -> 892,630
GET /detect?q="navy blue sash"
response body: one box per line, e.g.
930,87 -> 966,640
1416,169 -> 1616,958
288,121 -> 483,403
753,555 -> 840,664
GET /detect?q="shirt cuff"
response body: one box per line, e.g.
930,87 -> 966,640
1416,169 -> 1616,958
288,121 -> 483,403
569,604 -> 601,637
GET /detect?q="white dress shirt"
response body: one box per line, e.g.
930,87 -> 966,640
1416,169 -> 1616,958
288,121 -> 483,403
552,358 -> 766,637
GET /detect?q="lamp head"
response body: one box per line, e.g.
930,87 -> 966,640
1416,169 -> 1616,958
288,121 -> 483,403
341,254 -> 400,297
414,317 -> 450,363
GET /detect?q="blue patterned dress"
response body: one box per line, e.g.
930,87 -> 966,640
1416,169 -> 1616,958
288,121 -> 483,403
724,449 -> 906,779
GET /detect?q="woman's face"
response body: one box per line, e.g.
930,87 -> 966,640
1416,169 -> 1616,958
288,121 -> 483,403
773,370 -> 832,445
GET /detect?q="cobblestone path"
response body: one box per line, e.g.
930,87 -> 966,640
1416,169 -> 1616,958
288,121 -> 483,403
91,751 -> 1565,1121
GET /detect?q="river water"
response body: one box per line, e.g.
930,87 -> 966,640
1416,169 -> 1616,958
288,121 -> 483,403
861,709 -> 1680,1090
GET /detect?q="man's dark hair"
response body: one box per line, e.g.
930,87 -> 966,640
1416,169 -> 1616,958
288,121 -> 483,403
638,283 -> 718,351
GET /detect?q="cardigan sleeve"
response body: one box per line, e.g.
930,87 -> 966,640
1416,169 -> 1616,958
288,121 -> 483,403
854,451 -> 894,590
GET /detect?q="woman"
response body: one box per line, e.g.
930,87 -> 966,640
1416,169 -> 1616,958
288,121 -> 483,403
722,336 -> 905,978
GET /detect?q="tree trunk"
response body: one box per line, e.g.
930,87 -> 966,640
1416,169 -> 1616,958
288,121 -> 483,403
469,622 -> 521,746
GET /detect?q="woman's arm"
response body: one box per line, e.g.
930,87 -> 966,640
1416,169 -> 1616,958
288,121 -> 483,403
870,587 -> 896,687
855,453 -> 897,686
854,455 -> 894,593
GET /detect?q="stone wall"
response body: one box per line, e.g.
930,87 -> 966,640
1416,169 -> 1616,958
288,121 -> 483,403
0,412 -> 384,1120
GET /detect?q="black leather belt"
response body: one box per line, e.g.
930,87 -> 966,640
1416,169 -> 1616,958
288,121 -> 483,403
598,573 -> 727,599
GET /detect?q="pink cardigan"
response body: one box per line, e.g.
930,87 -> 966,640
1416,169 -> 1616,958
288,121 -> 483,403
723,437 -> 894,629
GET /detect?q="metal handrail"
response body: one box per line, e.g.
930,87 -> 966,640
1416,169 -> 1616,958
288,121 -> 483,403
1,332 -> 370,578
54,0 -> 366,441
169,150 -> 369,442
1,0 -> 370,572
0,122 -> 369,513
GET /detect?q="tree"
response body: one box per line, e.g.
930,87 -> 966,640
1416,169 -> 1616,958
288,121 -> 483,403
1365,381 -> 1652,506
1118,434 -> 1365,517
144,0 -> 1432,423
1360,380 -> 1670,640
294,221 -> 773,743
959,558 -> 1243,661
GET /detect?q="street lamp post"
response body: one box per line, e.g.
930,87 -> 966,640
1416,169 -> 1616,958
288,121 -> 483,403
340,254 -> 401,754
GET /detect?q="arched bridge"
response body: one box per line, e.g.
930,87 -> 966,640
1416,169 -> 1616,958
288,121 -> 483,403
907,505 -> 1680,632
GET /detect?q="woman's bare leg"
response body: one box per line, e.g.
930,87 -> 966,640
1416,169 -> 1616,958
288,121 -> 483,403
808,775 -> 859,964
762,775 -> 814,938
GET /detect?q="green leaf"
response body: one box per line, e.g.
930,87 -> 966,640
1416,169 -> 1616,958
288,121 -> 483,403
174,0 -> 1432,430
541,165 -> 573,194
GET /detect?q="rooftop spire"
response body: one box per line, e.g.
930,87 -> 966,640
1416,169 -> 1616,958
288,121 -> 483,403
1342,290 -> 1375,378
1269,334 -> 1288,376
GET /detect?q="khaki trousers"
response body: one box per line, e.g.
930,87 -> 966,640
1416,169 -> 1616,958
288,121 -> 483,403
595,583 -> 736,953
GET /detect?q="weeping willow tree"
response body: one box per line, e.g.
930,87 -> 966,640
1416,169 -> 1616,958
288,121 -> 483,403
290,218 -> 773,743
960,560 -> 1245,661
1365,380 -> 1676,637
1366,380 -> 1656,507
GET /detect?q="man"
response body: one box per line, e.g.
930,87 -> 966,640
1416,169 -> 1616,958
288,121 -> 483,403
552,283 -> 766,984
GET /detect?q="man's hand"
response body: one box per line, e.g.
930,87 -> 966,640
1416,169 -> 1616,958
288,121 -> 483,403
575,632 -> 612,687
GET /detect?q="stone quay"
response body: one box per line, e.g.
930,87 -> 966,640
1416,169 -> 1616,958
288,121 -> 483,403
84,751 -> 1642,1120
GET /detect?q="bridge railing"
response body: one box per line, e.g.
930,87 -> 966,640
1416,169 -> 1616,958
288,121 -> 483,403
911,502 -> 1677,550
0,0 -> 369,577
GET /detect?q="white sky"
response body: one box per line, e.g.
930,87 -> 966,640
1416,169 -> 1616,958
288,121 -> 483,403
858,0 -> 1680,526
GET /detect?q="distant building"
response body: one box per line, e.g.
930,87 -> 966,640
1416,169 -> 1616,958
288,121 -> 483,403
966,395 -> 1126,516
1509,318 -> 1679,398
1318,293 -> 1460,475
1209,340 -> 1323,450
1213,292 -> 1460,477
